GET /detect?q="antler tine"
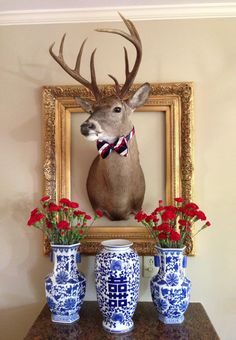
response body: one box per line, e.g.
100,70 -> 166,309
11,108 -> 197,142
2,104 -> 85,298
49,34 -> 101,100
118,12 -> 140,41
108,74 -> 121,96
124,47 -> 129,78
90,49 -> 102,100
95,13 -> 142,98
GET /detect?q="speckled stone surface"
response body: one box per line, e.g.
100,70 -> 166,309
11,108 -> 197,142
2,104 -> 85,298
24,302 -> 219,340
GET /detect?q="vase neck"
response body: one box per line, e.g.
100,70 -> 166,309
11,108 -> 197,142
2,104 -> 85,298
51,244 -> 79,272
157,248 -> 185,273
101,239 -> 133,252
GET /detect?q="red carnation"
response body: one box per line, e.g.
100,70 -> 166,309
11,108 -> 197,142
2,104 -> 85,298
41,196 -> 50,202
158,232 -> 167,240
174,197 -> 184,203
170,230 -> 181,242
135,211 -> 147,222
74,210 -> 86,216
162,210 -> 176,221
47,221 -> 53,229
48,203 -> 61,212
185,202 -> 199,210
27,196 -> 101,244
27,213 -> 45,226
57,220 -> 70,230
27,217 -> 34,226
36,213 -> 45,221
67,201 -> 79,209
59,198 -> 71,205
95,209 -> 103,218
145,215 -> 154,223
157,223 -> 171,233
30,208 -> 38,216
153,206 -> 165,214
179,219 -> 191,232
185,209 -> 195,217
165,206 -> 177,212
134,198 -> 211,247
178,220 -> 191,227
196,210 -> 206,221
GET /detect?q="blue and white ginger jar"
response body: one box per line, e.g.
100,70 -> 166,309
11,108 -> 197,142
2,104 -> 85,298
45,243 -> 86,323
95,239 -> 140,333
151,246 -> 191,324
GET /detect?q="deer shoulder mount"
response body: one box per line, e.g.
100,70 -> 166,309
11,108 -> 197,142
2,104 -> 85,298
50,13 -> 151,220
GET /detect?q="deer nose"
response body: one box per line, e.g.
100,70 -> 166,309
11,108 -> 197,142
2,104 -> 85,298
80,122 -> 96,136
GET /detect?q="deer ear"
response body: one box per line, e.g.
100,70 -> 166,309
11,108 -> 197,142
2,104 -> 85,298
75,97 -> 94,113
126,83 -> 151,110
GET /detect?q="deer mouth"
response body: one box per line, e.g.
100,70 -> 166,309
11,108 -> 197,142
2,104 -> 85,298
81,128 -> 102,141
80,120 -> 103,141
86,132 -> 101,141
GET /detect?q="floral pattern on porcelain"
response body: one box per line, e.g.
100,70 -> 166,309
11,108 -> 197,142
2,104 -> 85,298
45,243 -> 86,323
151,247 -> 191,324
95,240 -> 140,333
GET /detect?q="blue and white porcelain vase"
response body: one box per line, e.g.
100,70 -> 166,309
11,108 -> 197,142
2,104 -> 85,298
45,243 -> 86,324
151,246 -> 191,324
95,239 -> 140,333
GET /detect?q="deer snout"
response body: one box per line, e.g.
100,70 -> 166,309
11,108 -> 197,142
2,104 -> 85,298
80,121 -> 96,136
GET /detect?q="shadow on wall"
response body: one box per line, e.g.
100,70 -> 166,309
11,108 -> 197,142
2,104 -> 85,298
0,303 -> 42,340
8,82 -> 42,144
0,236 -> 52,339
0,194 -> 52,339
3,58 -> 53,86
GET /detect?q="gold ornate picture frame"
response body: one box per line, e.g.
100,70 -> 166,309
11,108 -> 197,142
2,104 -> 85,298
43,82 -> 194,255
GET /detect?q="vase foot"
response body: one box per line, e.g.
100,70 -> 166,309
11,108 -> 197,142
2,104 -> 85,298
159,314 -> 184,324
102,319 -> 134,333
51,313 -> 80,324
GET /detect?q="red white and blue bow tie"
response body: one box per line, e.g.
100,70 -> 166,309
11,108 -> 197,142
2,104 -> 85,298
97,127 -> 135,159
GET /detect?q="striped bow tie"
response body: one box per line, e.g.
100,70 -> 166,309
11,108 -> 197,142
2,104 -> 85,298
97,127 -> 135,159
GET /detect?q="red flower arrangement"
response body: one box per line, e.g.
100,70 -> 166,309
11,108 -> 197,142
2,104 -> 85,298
27,196 -> 103,245
135,198 -> 211,248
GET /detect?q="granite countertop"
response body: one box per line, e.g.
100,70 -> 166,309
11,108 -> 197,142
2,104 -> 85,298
25,302 -> 219,340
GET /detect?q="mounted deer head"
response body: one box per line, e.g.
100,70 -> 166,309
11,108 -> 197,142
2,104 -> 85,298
50,13 -> 151,220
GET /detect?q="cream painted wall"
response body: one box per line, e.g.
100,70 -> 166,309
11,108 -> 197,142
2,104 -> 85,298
0,18 -> 236,339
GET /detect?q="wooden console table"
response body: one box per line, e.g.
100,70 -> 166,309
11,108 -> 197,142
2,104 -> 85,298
25,302 -> 219,339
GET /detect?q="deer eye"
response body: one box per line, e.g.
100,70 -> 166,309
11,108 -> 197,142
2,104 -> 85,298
113,107 -> 122,113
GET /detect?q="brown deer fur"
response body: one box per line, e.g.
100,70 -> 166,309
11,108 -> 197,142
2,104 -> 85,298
77,87 -> 150,220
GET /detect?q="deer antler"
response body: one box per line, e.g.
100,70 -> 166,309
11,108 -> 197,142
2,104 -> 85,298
49,33 -> 101,100
96,13 -> 142,98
